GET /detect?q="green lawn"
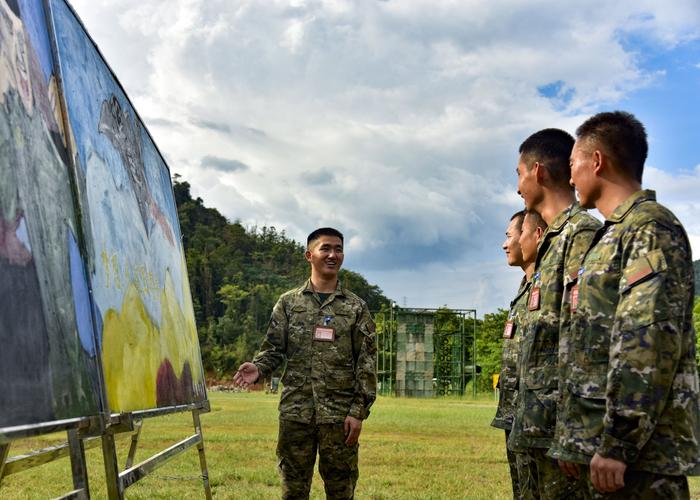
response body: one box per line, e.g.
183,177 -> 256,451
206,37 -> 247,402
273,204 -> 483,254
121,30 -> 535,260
2,392 -> 700,499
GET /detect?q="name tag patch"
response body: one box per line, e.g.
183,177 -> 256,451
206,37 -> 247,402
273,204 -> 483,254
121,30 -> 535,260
571,284 -> 579,313
503,321 -> 514,339
313,326 -> 335,342
528,287 -> 541,311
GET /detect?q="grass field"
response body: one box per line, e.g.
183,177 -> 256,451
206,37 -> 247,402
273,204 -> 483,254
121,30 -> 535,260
2,392 -> 700,499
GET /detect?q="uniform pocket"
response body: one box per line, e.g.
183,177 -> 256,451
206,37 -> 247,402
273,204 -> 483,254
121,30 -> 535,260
326,370 -> 356,391
281,370 -> 306,388
519,385 -> 558,438
568,362 -> 607,399
567,381 -> 606,440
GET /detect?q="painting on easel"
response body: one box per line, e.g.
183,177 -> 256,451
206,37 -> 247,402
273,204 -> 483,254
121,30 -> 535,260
49,0 -> 206,413
0,0 -> 101,429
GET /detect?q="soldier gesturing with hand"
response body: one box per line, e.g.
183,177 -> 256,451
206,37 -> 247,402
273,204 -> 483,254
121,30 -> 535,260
234,227 -> 377,500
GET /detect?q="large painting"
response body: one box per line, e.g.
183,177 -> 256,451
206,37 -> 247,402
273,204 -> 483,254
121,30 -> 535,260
0,0 -> 101,428
49,0 -> 206,412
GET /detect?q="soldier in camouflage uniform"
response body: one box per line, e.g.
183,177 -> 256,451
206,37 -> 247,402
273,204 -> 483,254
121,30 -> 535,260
509,129 -> 602,499
492,210 -> 546,498
234,227 -> 377,500
550,111 -> 700,498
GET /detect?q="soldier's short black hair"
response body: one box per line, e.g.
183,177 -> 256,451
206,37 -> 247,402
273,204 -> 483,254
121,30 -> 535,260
510,210 -> 526,233
523,209 -> 547,233
519,128 -> 575,190
307,227 -> 344,249
576,111 -> 647,183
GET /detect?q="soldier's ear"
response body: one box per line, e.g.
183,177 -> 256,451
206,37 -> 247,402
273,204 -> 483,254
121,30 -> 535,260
592,150 -> 604,176
535,226 -> 544,242
533,161 -> 546,184
304,249 -> 312,262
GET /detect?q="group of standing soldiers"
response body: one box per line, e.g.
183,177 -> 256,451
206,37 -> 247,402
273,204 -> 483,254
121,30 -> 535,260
493,111 -> 700,499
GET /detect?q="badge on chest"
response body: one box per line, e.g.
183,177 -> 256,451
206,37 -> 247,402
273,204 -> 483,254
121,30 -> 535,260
313,325 -> 336,342
528,287 -> 541,311
503,321 -> 515,339
570,285 -> 579,313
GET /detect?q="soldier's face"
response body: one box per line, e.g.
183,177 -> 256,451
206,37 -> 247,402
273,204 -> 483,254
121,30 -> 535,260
516,157 -> 540,210
519,215 -> 541,265
570,140 -> 597,209
305,235 -> 344,278
502,218 -> 524,267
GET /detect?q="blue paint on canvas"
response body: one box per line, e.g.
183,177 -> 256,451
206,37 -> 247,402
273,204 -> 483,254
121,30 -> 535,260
17,0 -> 53,81
69,228 -> 96,356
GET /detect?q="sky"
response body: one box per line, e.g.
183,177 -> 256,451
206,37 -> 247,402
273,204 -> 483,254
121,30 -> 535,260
67,0 -> 700,314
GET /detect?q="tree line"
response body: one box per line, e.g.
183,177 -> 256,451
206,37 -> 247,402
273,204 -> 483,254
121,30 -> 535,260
175,177 -> 700,390
174,178 -> 390,379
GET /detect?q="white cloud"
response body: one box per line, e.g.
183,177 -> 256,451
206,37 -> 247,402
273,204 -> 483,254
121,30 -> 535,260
68,0 -> 700,311
644,165 -> 700,260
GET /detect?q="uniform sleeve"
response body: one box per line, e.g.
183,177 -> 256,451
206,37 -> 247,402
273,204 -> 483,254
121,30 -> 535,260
347,304 -> 378,420
597,222 -> 692,463
252,297 -> 288,381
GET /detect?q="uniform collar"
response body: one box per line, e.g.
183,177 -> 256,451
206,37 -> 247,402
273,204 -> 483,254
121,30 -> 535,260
548,202 -> 582,233
510,275 -> 531,307
606,189 -> 656,223
302,278 -> 346,298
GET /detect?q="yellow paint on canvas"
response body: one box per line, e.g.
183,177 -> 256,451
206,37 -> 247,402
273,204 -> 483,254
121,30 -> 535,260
101,266 -> 204,412
101,284 -> 159,411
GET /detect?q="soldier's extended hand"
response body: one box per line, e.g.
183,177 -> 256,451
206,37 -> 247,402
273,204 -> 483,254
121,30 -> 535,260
590,453 -> 626,493
343,416 -> 362,446
233,362 -> 259,389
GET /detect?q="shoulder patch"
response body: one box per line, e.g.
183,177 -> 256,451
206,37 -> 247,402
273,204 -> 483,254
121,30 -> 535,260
621,248 -> 667,291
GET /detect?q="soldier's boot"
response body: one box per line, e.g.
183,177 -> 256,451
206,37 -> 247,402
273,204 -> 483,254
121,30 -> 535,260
277,419 -> 318,500
318,423 -> 359,500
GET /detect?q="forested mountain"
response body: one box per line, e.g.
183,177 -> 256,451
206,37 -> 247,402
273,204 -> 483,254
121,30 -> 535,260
174,178 -> 391,377
175,177 -> 700,386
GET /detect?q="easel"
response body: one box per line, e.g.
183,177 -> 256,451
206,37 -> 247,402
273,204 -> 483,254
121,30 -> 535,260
0,416 -> 100,499
0,402 -> 212,499
101,401 -> 212,499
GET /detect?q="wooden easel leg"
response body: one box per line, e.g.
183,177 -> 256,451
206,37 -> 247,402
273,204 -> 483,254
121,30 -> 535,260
67,429 -> 90,498
0,443 -> 10,486
124,419 -> 143,469
101,431 -> 123,500
192,410 -> 213,500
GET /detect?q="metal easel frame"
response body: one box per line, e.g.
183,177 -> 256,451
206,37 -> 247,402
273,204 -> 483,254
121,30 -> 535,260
0,416 -> 102,499
100,401 -> 213,500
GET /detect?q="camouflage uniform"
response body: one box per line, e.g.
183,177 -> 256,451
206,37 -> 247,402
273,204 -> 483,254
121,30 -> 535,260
253,279 -> 377,499
492,276 -> 531,498
508,203 -> 601,499
576,467 -> 689,500
549,190 -> 700,496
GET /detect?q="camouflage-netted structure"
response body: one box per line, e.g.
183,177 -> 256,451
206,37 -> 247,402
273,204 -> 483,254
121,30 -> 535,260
396,311 -> 435,397
376,307 -> 477,397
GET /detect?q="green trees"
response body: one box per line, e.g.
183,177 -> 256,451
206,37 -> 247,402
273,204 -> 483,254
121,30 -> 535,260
695,296 -> 700,374
174,178 -> 390,378
474,309 -> 509,392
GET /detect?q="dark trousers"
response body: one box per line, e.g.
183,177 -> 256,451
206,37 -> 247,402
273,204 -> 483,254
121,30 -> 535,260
516,447 -> 581,499
505,430 -> 521,499
277,419 -> 359,500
